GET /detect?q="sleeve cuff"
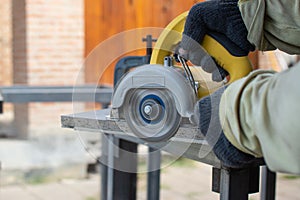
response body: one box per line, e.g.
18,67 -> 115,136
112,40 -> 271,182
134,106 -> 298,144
219,70 -> 275,157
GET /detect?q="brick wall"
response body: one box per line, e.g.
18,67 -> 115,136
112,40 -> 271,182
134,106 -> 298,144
0,0 -> 14,137
0,0 -> 13,86
12,0 -> 84,138
26,0 -> 84,85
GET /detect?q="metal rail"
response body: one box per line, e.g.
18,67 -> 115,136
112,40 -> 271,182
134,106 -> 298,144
0,85 -> 113,113
0,85 -> 112,103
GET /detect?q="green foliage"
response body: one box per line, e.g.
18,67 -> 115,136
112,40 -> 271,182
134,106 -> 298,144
24,169 -> 51,185
171,157 -> 196,168
85,197 -> 97,200
282,175 -> 300,180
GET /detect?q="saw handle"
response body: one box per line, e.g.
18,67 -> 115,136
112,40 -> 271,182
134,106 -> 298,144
150,11 -> 253,98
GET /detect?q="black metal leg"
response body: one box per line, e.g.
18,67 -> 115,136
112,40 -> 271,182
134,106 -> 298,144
0,99 -> 3,114
218,167 -> 260,200
261,166 -> 276,200
107,135 -> 115,200
220,168 -> 249,200
100,134 -> 109,200
100,134 -> 116,200
112,139 -> 138,200
147,147 -> 161,200
212,167 -> 221,193
100,135 -> 138,200
100,162 -> 108,200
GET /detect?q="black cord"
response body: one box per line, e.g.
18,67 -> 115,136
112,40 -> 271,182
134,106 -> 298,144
177,55 -> 198,95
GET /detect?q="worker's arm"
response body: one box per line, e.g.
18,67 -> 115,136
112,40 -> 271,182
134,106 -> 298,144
180,0 -> 300,173
238,0 -> 300,54
220,63 -> 300,174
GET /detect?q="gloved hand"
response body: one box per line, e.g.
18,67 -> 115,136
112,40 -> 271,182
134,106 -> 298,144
178,0 -> 255,81
174,42 -> 229,82
179,0 -> 262,168
192,86 -> 264,168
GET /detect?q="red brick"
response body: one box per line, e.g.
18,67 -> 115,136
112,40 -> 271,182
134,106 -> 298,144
10,0 -> 84,138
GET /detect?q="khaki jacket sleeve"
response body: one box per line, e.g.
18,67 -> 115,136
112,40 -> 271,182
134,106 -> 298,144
238,0 -> 300,54
220,63 -> 300,174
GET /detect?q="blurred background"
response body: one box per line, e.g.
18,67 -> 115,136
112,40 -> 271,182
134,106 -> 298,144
0,0 -> 299,199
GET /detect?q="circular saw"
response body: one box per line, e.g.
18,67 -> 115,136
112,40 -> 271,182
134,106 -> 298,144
111,12 -> 253,142
111,64 -> 196,142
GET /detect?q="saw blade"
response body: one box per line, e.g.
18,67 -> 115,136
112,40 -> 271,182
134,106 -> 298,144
123,88 -> 181,142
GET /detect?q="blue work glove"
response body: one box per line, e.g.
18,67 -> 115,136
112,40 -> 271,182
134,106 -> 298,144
179,0 -> 255,81
193,86 -> 264,168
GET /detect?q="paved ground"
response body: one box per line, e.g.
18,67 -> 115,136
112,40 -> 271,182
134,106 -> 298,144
0,160 -> 299,200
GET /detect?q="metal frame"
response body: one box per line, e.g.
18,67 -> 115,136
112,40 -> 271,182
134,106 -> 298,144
0,85 -> 112,121
61,109 -> 277,200
261,166 -> 277,200
0,93 -> 3,114
0,85 -> 112,104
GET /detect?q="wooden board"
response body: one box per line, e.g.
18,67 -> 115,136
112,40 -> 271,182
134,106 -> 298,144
84,0 -> 203,85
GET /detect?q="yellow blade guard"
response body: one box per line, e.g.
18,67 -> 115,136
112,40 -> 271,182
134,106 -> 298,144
150,11 -> 253,98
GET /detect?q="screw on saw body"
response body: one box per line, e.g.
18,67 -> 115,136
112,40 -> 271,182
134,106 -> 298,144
164,56 -> 174,67
177,55 -> 198,95
144,105 -> 153,115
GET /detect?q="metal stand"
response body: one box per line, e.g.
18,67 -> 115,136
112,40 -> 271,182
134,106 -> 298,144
62,109 -> 277,200
213,167 -> 260,200
261,166 -> 276,200
101,138 -> 162,200
101,147 -> 276,200
0,93 -> 3,114
147,148 -> 161,200
101,135 -> 138,200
